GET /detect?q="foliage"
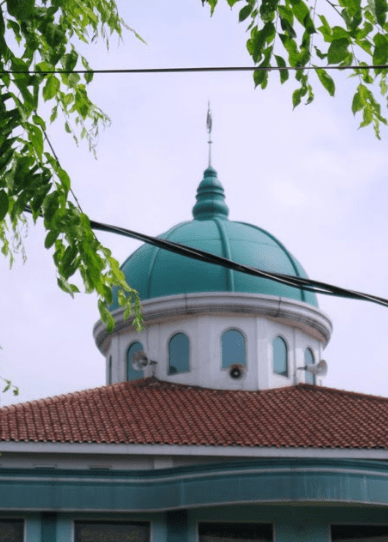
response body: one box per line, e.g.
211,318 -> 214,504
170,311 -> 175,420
0,376 -> 19,396
0,0 -> 143,334
203,0 -> 388,138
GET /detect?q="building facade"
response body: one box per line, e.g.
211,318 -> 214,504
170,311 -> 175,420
1,165 -> 388,542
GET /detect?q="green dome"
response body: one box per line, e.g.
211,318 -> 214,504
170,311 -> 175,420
111,167 -> 317,309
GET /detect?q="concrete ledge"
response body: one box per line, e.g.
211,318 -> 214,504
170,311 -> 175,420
94,292 -> 332,354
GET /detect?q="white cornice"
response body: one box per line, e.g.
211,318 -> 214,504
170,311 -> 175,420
0,441 -> 386,460
93,292 -> 332,354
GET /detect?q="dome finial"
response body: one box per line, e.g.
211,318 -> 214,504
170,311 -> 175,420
192,104 -> 229,220
192,166 -> 229,220
207,102 -> 213,167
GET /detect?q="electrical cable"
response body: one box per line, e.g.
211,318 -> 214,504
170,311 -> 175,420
23,205 -> 388,308
2,64 -> 388,75
34,110 -> 84,214
85,216 -> 388,309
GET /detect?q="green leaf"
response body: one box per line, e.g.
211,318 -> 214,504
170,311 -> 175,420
318,15 -> 332,41
278,5 -> 294,24
373,33 -> 388,64
275,54 -> 289,83
50,106 -> 58,123
239,4 -> 253,21
57,276 -> 76,297
352,92 -> 362,114
280,16 -> 297,38
290,0 -> 315,33
360,104 -> 373,126
316,68 -> 336,96
6,0 -> 35,21
327,38 -> 350,63
62,50 -> 78,72
292,88 -> 302,108
44,229 -> 59,249
67,73 -> 81,88
253,68 -> 268,88
43,75 -> 60,101
314,46 -> 327,59
32,114 -> 47,131
0,190 -> 9,221
57,169 -> 70,193
247,23 -> 275,62
375,0 -> 388,26
7,19 -> 21,43
27,124 -> 44,157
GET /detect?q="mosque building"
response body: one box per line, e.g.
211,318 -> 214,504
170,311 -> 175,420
1,128 -> 388,541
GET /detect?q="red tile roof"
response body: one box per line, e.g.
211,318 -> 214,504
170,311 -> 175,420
1,378 -> 388,448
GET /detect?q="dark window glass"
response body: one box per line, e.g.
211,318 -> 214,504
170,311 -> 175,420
169,333 -> 190,375
331,525 -> 388,541
221,329 -> 246,369
0,520 -> 23,542
108,355 -> 112,385
127,342 -> 144,382
273,336 -> 288,376
199,522 -> 273,542
305,348 -> 315,385
75,521 -> 150,542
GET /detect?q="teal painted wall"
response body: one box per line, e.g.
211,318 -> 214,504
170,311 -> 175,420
2,504 -> 388,541
167,510 -> 188,542
41,513 -> 57,542
1,460 -> 388,541
2,459 -> 388,512
26,515 -> 41,542
189,504 -> 388,542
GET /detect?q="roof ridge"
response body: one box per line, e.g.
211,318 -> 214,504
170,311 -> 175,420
296,383 -> 388,403
2,379 -> 388,413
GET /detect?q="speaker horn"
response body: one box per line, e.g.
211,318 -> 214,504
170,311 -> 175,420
131,351 -> 149,371
229,364 -> 245,380
304,359 -> 328,377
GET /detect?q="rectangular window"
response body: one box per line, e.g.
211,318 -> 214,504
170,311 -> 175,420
199,522 -> 273,542
331,525 -> 388,541
75,521 -> 150,542
0,520 -> 24,542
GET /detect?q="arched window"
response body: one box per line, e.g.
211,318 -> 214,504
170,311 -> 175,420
273,336 -> 288,376
305,348 -> 315,385
127,342 -> 144,382
221,329 -> 246,369
169,333 -> 190,375
108,355 -> 112,385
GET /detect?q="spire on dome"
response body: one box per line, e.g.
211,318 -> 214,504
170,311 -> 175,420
192,166 -> 229,220
192,104 -> 229,220
207,102 -> 213,167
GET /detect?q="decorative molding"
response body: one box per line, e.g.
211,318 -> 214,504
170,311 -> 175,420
0,459 -> 387,512
94,293 -> 332,354
2,441 -> 386,460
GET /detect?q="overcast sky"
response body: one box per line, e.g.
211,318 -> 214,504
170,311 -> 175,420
1,0 -> 388,406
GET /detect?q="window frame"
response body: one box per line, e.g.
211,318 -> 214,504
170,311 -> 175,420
126,341 -> 145,382
168,332 -> 190,376
198,521 -> 273,541
304,347 -> 315,385
108,355 -> 112,385
330,523 -> 388,541
272,335 -> 288,377
74,520 -> 151,542
221,328 -> 247,370
0,518 -> 25,542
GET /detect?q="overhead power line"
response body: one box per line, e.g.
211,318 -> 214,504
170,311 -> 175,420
2,64 -> 388,76
23,205 -> 388,308
88,218 -> 388,308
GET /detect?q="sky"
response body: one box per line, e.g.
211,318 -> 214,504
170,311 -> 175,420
1,0 -> 388,406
